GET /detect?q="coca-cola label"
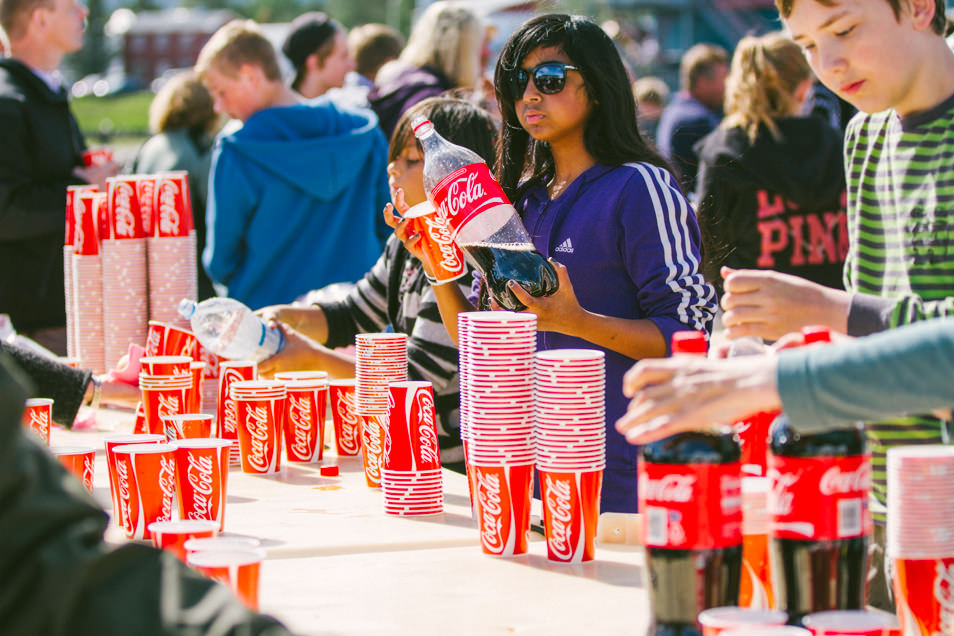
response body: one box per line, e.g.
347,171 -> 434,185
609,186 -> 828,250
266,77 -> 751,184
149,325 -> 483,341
155,176 -> 190,237
157,455 -> 176,520
413,389 -> 440,470
243,403 -> 276,473
115,455 -> 136,535
286,393 -> 314,461
82,454 -> 95,492
184,451 -> 216,520
767,453 -> 872,541
26,407 -> 50,440
417,213 -> 465,280
543,473 -> 580,561
362,414 -> 384,484
145,325 -> 163,357
137,177 -> 155,237
638,461 -> 743,550
332,386 -> 361,455
475,467 -> 511,555
219,367 -> 252,438
893,557 -> 954,636
108,179 -> 142,239
431,162 -> 512,239
73,192 -> 100,255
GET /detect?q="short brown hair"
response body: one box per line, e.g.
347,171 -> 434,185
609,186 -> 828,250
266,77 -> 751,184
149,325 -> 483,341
775,0 -> 947,36
633,76 -> 670,108
195,19 -> 282,82
680,43 -> 729,92
349,23 -> 404,79
149,70 -> 219,135
1,0 -> 51,41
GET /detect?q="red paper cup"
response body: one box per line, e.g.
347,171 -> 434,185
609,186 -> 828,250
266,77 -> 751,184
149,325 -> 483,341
173,438 -> 231,531
22,398 -> 53,445
82,148 -> 112,167
148,519 -> 218,561
154,171 -> 194,237
472,463 -> 534,556
145,321 -> 198,359
404,201 -> 466,283
187,548 -> 265,610
233,394 -> 284,474
802,609 -> 897,635
162,413 -> 213,442
386,381 -> 441,472
539,469 -> 602,563
133,400 -> 148,434
722,629 -> 810,636
698,607 -> 789,635
329,380 -> 361,456
218,361 -> 257,463
141,355 -> 193,376
104,433 -> 165,527
111,443 -> 177,540
361,412 -> 386,487
51,445 -> 96,492
136,175 -> 156,238
188,362 -> 205,413
892,556 -> 954,636
140,375 -> 191,435
283,383 -> 327,463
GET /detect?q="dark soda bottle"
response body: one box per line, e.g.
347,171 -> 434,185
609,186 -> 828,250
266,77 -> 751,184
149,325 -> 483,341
460,242 -> 558,311
767,326 -> 871,625
640,331 -> 743,635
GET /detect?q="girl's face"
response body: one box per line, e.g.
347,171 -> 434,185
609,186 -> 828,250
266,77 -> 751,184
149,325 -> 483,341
513,45 -> 592,149
387,136 -> 426,207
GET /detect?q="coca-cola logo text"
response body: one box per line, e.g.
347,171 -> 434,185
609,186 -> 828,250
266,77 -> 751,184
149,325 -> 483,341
476,470 -> 504,553
146,328 -> 162,357
245,404 -> 272,472
83,455 -> 95,490
156,393 -> 180,420
544,475 -> 574,560
29,409 -> 50,437
768,468 -> 799,517
73,195 -> 86,250
935,562 -> 954,634
111,182 -> 137,238
422,215 -> 462,273
116,458 -> 132,529
415,391 -> 439,467
158,456 -> 176,519
819,464 -> 872,496
138,180 -> 154,235
336,389 -> 360,454
156,179 -> 181,236
222,369 -> 245,434
640,473 -> 695,503
437,170 -> 485,221
364,416 -> 382,480
288,395 -> 313,459
186,453 -> 215,519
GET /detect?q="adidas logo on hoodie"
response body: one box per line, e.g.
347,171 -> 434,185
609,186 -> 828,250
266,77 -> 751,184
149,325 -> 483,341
554,238 -> 574,254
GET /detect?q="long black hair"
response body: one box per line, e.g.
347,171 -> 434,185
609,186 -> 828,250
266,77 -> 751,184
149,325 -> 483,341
493,14 -> 672,199
389,95 -> 498,169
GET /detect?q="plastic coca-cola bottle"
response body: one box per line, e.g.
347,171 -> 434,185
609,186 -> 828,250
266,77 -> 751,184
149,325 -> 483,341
412,117 -> 558,310
640,330 -> 743,636
767,325 -> 871,625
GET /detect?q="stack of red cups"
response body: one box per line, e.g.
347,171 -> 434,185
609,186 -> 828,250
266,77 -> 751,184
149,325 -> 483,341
217,361 -> 257,465
64,184 -> 98,358
887,445 -> 954,635
72,190 -> 107,373
148,171 -> 197,326
458,311 -> 537,557
355,333 -> 408,487
383,381 -> 443,515
228,380 -> 286,474
139,355 -> 193,435
274,371 -> 328,463
533,349 -> 606,563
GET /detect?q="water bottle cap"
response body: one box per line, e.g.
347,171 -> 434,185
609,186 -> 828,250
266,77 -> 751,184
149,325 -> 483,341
412,117 -> 433,137
177,298 -> 197,319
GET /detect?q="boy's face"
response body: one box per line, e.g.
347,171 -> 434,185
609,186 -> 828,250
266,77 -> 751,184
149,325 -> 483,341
203,64 -> 262,123
786,0 -> 924,115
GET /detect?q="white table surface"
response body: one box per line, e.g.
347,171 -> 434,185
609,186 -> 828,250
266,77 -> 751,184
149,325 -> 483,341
51,407 -> 651,636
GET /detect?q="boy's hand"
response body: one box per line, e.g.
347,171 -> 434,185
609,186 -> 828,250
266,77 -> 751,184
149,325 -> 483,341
74,160 -> 120,190
720,267 -> 851,341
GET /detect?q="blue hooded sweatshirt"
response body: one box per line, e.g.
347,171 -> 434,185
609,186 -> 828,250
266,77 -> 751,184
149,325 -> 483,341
203,99 -> 391,309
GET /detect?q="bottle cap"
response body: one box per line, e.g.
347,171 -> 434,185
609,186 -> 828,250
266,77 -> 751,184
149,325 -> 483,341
671,330 -> 708,355
178,298 -> 197,319
411,117 -> 433,137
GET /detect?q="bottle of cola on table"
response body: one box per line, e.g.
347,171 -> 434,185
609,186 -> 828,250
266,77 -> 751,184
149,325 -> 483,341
767,325 -> 871,625
412,117 -> 557,311
639,331 -> 743,636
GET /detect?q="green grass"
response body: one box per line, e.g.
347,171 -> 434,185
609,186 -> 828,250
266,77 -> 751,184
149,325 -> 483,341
72,90 -> 153,140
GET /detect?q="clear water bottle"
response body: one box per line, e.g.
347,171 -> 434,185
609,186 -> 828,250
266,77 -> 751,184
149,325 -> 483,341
178,298 -> 285,362
412,117 -> 558,311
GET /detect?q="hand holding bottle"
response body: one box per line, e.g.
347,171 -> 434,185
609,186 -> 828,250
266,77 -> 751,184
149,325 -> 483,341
502,259 -> 584,332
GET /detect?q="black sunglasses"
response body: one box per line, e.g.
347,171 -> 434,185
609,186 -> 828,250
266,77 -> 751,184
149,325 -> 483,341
508,62 -> 581,99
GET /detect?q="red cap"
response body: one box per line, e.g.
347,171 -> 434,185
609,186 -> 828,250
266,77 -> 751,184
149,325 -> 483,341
319,464 -> 339,477
671,330 -> 708,355
801,325 -> 832,344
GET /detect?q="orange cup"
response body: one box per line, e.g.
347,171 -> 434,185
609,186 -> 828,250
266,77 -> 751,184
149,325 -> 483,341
360,412 -> 386,487
283,381 -> 327,463
145,321 -> 198,359
173,438 -> 231,531
231,383 -> 285,474
22,398 -> 53,445
187,548 -> 266,610
111,442 -> 177,540
161,413 -> 213,442
188,361 -> 205,413
539,469 -> 602,563
51,445 -> 96,492
139,374 -> 191,435
403,201 -> 466,283
329,379 -> 360,456
217,361 -> 257,464
892,556 -> 954,636
471,463 -> 534,556
104,433 -> 165,527
148,519 -> 218,561
140,355 -> 193,376
133,401 -> 148,434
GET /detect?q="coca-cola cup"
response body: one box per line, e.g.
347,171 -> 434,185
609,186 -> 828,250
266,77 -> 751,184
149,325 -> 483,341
329,379 -> 360,456
139,372 -> 192,435
22,398 -> 53,445
722,628 -> 811,636
230,381 -> 285,474
137,174 -> 156,238
386,381 -> 442,472
141,355 -> 193,376
161,413 -> 213,442
403,201 -> 466,283
145,321 -> 198,359
802,609 -> 898,635
133,401 -> 148,434
187,548 -> 266,611
282,378 -> 327,463
110,442 -> 177,540
741,477 -> 774,609
471,463 -> 534,557
51,445 -> 96,492
361,413 -> 386,487
891,557 -> 954,636
189,362 -> 205,413
539,469 -> 602,563
148,519 -> 218,561
104,434 -> 165,527
217,361 -> 257,464
172,438 -> 231,531
82,148 -> 113,167
697,607 -> 789,635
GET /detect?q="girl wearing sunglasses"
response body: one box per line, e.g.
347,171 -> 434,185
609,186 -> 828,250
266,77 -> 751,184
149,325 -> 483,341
392,14 -> 717,514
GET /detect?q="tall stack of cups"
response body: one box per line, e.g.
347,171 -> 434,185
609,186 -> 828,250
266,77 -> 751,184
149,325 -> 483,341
65,184 -> 98,358
72,191 -> 107,373
458,311 -> 537,557
148,171 -> 197,326
139,356 -> 193,435
274,371 -> 328,463
102,176 -> 149,367
217,361 -> 257,465
229,380 -> 286,474
534,349 -> 606,563
329,379 -> 361,456
355,333 -> 408,487
110,442 -> 177,540
383,381 -> 443,515
887,446 -> 954,635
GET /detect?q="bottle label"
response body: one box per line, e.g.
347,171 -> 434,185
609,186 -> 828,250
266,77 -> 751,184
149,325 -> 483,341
638,461 -> 743,550
431,162 -> 512,240
767,453 -> 872,541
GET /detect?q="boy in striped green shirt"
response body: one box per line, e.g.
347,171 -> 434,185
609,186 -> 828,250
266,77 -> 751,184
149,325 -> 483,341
716,0 -> 954,610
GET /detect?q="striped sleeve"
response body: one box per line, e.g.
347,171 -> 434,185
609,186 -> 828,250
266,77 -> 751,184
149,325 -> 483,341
319,240 -> 393,349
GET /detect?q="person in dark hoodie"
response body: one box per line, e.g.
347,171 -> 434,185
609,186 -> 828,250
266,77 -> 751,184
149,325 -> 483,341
694,32 -> 847,295
367,1 -> 485,139
196,20 -> 391,309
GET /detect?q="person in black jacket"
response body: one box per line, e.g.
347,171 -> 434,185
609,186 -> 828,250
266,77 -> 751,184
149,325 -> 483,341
0,0 -> 119,354
694,32 -> 847,296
